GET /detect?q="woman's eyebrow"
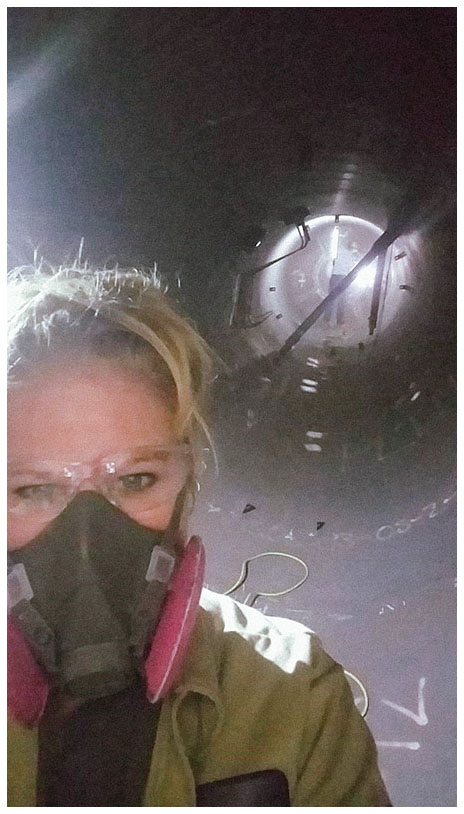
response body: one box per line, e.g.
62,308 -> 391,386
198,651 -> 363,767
119,447 -> 170,463
7,466 -> 59,478
124,449 -> 170,463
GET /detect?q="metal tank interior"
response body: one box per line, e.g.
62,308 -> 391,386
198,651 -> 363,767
8,8 -> 456,806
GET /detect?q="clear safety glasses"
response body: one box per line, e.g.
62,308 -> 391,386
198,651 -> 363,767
8,443 -> 192,526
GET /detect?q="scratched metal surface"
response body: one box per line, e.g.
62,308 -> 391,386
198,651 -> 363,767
192,347 -> 456,808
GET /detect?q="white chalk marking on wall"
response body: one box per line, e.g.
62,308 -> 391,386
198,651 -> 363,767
376,741 -> 421,751
301,385 -> 318,393
381,677 -> 428,726
423,502 -> 438,518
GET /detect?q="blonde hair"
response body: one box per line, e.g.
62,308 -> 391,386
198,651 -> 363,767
8,263 -> 217,483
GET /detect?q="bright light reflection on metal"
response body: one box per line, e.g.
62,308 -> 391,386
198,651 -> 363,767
351,259 -> 378,289
330,225 -> 340,262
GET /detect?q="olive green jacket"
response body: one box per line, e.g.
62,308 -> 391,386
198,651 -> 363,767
8,589 -> 390,806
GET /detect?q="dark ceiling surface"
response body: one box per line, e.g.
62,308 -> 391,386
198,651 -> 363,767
7,8 -> 457,807
8,8 -> 455,266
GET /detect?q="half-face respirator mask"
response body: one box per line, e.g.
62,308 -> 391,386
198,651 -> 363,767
7,446 -> 205,727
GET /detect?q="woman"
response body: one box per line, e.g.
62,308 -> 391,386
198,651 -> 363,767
7,265 -> 391,806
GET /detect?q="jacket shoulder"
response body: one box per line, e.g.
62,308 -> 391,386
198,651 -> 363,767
196,589 -> 390,806
199,587 -> 336,680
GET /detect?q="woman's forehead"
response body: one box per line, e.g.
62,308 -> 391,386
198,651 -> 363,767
8,357 -> 176,463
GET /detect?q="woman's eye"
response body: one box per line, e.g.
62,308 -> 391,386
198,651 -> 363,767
15,484 -> 57,502
118,473 -> 158,492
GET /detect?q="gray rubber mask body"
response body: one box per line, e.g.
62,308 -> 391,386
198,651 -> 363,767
8,492 -> 175,699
